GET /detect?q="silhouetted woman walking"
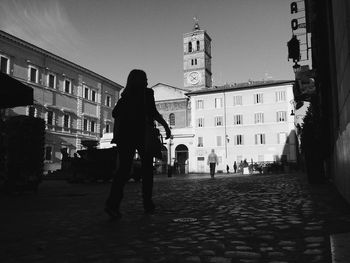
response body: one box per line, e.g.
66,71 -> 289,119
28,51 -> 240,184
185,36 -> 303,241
105,69 -> 171,219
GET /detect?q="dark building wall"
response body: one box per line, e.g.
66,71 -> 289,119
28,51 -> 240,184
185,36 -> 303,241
330,0 -> 350,202
308,0 -> 350,202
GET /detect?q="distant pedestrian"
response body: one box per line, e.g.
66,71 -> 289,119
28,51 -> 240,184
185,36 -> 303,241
233,161 -> 237,173
226,164 -> 229,174
207,149 -> 218,178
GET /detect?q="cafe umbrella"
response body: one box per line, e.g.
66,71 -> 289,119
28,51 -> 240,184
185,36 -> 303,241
0,72 -> 33,109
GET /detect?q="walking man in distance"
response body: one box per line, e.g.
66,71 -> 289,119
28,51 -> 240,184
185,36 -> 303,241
207,149 -> 219,178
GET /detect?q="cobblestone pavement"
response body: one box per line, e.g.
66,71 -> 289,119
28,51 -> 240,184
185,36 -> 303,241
1,172 -> 350,263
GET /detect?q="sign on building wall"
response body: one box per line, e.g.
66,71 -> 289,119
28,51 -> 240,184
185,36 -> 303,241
290,0 -> 310,61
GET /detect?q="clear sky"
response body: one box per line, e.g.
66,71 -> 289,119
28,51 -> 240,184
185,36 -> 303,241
0,0 -> 294,88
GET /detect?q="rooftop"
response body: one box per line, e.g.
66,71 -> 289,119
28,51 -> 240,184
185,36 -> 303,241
186,80 -> 295,96
0,30 -> 123,89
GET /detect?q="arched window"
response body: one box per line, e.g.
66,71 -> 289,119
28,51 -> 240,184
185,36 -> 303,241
169,113 -> 175,126
188,42 -> 192,53
196,40 -> 200,51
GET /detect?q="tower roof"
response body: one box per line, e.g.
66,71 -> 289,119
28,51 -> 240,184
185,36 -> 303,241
193,17 -> 200,31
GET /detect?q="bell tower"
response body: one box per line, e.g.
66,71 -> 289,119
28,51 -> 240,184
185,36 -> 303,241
183,18 -> 212,91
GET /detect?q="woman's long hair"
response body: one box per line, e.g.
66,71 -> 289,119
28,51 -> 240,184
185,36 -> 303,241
121,69 -> 147,99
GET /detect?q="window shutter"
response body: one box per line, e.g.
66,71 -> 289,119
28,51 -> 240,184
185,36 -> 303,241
255,134 -> 257,144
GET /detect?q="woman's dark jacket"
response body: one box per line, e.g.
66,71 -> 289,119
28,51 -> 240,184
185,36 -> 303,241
112,88 -> 161,144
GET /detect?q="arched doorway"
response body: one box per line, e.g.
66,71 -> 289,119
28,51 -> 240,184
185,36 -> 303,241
175,144 -> 188,174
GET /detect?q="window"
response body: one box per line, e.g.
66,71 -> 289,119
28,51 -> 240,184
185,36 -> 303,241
233,114 -> 243,125
215,98 -> 223,108
196,100 -> 204,109
276,91 -> 286,102
215,116 -> 223,126
255,133 -> 266,144
197,117 -> 204,127
195,58 -> 197,65
188,42 -> 192,52
234,135 -> 243,145
29,66 -> 38,83
197,156 -> 205,161
169,113 -> 175,126
276,111 -> 287,122
48,73 -> 56,89
46,111 -> 54,126
90,120 -> 95,133
216,136 -> 222,146
254,93 -> 263,104
83,119 -> 88,131
197,136 -> 203,147
277,132 -> 288,144
91,90 -> 96,102
28,106 -> 36,117
64,79 -> 71,93
84,87 -> 89,99
105,95 -> 111,107
233,95 -> 242,106
63,114 -> 70,128
196,40 -> 200,51
0,55 -> 9,74
254,113 -> 264,124
45,146 -> 52,161
105,123 -> 111,133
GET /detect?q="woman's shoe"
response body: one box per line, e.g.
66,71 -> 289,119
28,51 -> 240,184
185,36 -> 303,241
144,202 -> 156,214
104,206 -> 122,220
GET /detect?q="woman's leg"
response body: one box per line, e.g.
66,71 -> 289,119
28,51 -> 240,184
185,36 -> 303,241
105,145 -> 135,212
138,147 -> 155,212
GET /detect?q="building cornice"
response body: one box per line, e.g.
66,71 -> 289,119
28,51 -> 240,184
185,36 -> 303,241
0,30 -> 123,90
183,30 -> 212,41
186,80 -> 295,96
151,82 -> 188,92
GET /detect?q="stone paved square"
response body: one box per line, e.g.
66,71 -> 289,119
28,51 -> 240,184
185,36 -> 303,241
1,173 -> 350,262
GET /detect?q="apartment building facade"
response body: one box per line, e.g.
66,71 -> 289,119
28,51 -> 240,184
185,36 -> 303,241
0,30 -> 123,172
187,81 -> 297,173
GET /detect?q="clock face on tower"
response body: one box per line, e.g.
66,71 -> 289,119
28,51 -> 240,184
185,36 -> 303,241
188,71 -> 200,85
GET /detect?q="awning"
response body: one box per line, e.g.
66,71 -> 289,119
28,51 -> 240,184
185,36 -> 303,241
81,112 -> 98,119
0,72 -> 33,109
